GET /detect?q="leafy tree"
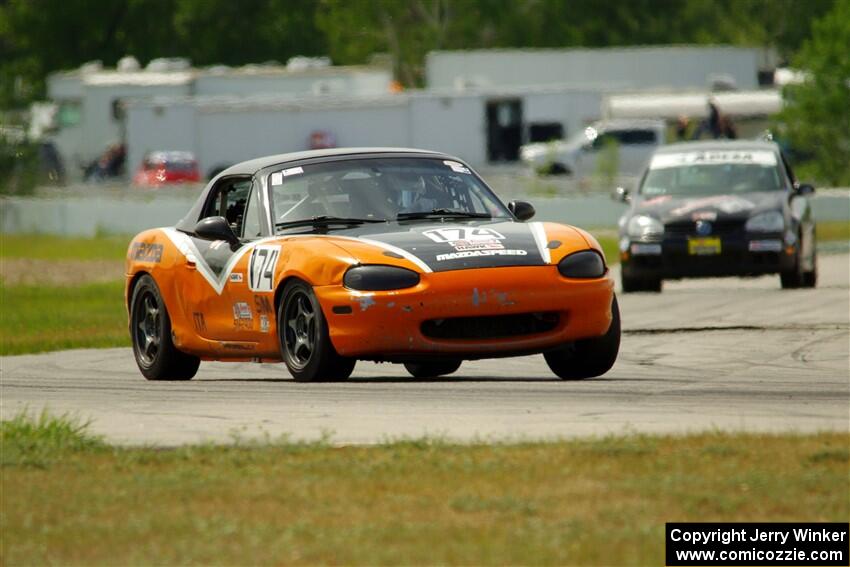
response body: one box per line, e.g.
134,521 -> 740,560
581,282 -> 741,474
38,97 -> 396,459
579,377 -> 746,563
780,0 -> 850,185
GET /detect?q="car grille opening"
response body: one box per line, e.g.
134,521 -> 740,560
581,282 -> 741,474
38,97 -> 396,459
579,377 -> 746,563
421,312 -> 560,340
664,219 -> 745,237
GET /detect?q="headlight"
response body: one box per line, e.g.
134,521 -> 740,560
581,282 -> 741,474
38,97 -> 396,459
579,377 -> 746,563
558,250 -> 606,278
343,265 -> 420,291
745,211 -> 785,233
626,215 -> 664,239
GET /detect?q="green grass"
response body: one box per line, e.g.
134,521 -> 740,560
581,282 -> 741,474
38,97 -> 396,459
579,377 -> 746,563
2,413 -> 847,565
817,220 -> 850,242
0,233 -> 132,260
0,281 -> 128,355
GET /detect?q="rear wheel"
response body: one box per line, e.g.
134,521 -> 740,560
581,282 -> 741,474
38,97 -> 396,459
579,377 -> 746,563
130,275 -> 200,380
544,295 -> 621,380
404,360 -> 462,378
279,280 -> 355,382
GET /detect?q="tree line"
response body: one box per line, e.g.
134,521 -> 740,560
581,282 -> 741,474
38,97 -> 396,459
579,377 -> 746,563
0,0 -> 837,106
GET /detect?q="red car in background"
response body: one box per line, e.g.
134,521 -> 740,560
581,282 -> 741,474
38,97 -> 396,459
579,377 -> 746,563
133,151 -> 201,186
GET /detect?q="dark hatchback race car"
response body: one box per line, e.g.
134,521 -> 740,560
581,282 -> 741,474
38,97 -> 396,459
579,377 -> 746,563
615,141 -> 817,292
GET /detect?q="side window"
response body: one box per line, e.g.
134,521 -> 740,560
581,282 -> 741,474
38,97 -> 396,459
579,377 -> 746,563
241,181 -> 262,239
202,178 -> 252,235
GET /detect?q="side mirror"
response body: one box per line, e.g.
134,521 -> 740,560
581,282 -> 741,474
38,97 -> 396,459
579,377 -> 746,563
194,216 -> 240,250
612,186 -> 631,203
795,183 -> 815,196
508,200 -> 535,221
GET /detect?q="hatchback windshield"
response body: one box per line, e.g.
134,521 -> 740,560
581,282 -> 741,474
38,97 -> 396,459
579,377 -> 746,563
640,150 -> 784,196
269,157 -> 511,232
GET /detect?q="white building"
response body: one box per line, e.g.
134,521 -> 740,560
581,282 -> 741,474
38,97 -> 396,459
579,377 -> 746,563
427,46 -> 765,91
45,58 -> 393,179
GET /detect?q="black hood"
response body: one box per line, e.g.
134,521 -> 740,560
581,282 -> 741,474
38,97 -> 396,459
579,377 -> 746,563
327,219 -> 551,273
631,191 -> 787,224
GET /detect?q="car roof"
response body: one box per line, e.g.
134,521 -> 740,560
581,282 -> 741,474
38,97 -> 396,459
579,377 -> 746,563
147,150 -> 196,162
218,147 -> 448,177
655,140 -> 780,154
593,119 -> 666,130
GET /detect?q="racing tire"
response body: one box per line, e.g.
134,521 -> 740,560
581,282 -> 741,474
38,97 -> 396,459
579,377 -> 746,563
279,279 -> 355,382
801,235 -> 817,289
621,274 -> 662,293
780,232 -> 812,289
404,360 -> 462,379
130,274 -> 200,381
544,295 -> 621,380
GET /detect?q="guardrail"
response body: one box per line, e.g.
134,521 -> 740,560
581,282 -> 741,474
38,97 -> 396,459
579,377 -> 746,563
1,183 -> 848,236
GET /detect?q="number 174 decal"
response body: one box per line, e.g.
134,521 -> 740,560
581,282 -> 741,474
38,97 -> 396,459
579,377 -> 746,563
248,245 -> 281,292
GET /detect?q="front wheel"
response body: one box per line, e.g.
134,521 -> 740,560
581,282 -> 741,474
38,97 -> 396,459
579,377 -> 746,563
279,279 -> 355,382
544,295 -> 621,380
404,360 -> 462,378
621,273 -> 662,293
130,274 -> 200,380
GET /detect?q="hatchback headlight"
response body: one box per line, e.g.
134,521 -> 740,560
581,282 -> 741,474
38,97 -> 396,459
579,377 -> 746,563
745,211 -> 784,233
558,250 -> 606,278
626,215 -> 664,238
343,265 -> 420,291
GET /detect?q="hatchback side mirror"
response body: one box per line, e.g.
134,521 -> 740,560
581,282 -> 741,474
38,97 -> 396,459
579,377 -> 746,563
194,216 -> 240,250
508,200 -> 535,221
795,183 -> 815,196
612,186 -> 631,203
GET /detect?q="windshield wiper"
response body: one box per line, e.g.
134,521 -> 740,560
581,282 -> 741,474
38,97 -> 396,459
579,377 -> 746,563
275,216 -> 387,232
397,208 -> 492,221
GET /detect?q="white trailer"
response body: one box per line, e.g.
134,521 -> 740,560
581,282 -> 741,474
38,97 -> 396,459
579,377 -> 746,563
125,85 -> 605,175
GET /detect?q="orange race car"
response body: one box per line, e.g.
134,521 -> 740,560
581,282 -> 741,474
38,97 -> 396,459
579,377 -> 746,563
125,148 -> 619,382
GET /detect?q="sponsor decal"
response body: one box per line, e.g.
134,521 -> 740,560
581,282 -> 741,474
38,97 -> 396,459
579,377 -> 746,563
692,210 -> 717,221
650,150 -> 777,169
221,342 -> 255,351
259,314 -> 270,333
436,249 -> 528,262
229,272 -> 244,283
423,227 -> 506,252
443,160 -> 471,174
192,312 -> 206,332
129,242 -> 163,263
254,295 -> 273,314
233,301 -> 253,330
248,245 -> 281,292
671,195 -> 754,217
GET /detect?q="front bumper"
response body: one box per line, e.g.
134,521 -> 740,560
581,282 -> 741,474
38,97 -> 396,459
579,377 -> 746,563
621,233 -> 795,279
315,266 -> 614,360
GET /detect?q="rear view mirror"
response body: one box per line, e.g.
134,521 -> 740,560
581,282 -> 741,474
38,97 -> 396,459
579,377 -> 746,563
508,200 -> 535,221
194,216 -> 240,250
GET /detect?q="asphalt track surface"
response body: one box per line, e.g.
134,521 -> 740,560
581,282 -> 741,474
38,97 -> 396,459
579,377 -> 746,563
3,254 -> 848,446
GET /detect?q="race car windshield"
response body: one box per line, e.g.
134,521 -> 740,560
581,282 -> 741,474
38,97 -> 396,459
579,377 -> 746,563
270,158 -> 511,232
640,151 -> 784,197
